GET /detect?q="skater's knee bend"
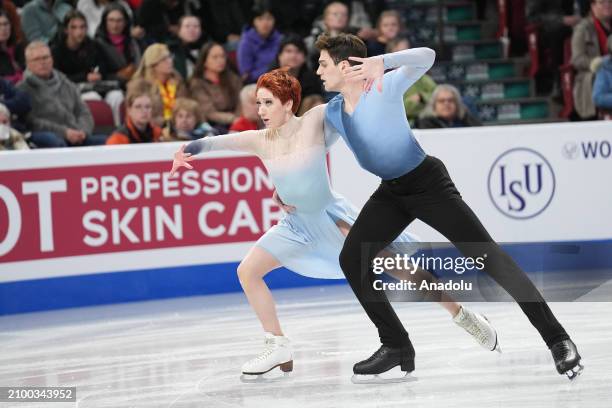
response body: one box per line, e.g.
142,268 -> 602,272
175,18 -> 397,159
339,244 -> 361,277
237,262 -> 257,287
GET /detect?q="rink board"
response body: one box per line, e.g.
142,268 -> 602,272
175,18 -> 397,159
1,121 -> 611,314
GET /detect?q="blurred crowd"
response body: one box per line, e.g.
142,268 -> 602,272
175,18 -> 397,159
1,0 -> 610,151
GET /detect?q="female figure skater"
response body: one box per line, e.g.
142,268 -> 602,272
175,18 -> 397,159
170,69 -> 498,378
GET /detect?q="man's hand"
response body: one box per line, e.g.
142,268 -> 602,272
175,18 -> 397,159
342,55 -> 385,92
272,190 -> 296,213
170,144 -> 195,176
65,128 -> 86,144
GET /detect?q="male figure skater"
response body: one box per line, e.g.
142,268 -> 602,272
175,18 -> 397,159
315,33 -> 583,381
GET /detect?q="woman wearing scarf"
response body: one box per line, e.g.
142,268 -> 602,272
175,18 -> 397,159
95,3 -> 142,87
129,42 -> 189,126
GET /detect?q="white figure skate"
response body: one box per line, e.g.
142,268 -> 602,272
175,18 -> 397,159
453,306 -> 501,353
240,332 -> 293,382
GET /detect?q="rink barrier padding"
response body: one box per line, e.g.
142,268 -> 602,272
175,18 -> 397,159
1,239 -> 610,315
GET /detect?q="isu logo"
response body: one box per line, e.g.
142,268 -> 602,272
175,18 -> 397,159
487,148 -> 555,220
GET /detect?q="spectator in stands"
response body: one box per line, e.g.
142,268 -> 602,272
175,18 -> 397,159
0,0 -> 24,44
167,16 -> 206,80
417,84 -> 482,128
230,84 -> 260,132
306,1 -> 357,54
526,0 -> 580,95
366,10 -> 403,57
161,97 -> 217,141
18,42 -> 106,147
269,34 -> 324,115
386,37 -> 438,127
52,10 -> 125,125
131,43 -> 189,126
593,35 -> 612,112
189,41 -> 242,131
76,0 -> 134,38
0,10 -> 26,84
0,76 -> 62,145
0,78 -> 30,129
305,1 -> 379,67
0,103 -> 29,150
328,0 -> 381,40
305,1 -> 381,50
21,0 -> 73,43
95,4 -> 142,87
387,36 -> 411,53
136,0 -> 185,44
192,0 -> 247,45
106,78 -> 161,144
237,2 -> 282,84
572,0 -> 612,119
265,0 -> 323,37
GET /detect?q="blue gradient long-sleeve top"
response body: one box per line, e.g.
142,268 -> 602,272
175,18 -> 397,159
325,47 -> 436,180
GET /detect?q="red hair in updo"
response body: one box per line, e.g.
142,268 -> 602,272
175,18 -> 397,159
256,68 -> 302,114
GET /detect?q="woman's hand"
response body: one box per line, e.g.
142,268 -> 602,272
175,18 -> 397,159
170,144 -> 195,176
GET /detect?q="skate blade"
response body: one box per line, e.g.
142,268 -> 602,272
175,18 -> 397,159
483,315 -> 502,354
351,368 -> 417,385
493,337 -> 502,354
565,362 -> 584,381
240,371 -> 291,384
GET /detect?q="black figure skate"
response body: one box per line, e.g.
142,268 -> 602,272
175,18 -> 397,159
551,339 -> 584,380
351,344 -> 417,384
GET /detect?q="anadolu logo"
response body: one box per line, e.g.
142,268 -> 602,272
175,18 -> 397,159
487,148 -> 555,219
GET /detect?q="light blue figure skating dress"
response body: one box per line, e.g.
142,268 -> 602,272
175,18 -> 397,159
185,104 -> 419,279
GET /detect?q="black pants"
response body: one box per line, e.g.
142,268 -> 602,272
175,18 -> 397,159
339,156 -> 569,349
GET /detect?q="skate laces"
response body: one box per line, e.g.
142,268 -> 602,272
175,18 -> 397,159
551,341 -> 569,360
458,310 -> 490,346
364,346 -> 388,363
249,336 -> 285,364
248,343 -> 277,364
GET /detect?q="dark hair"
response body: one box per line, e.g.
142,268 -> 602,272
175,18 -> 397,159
191,41 -> 239,108
269,33 -> 307,70
279,34 -> 307,56
251,0 -> 275,22
56,10 -> 88,46
315,32 -> 367,65
0,10 -> 16,46
97,3 -> 132,39
63,9 -> 88,28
